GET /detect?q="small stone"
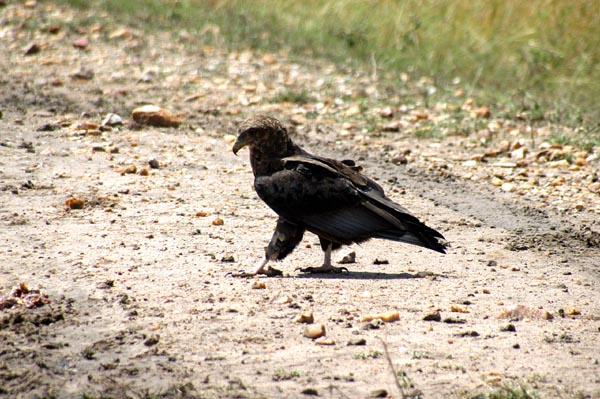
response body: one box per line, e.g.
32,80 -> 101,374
512,343 -> 520,349
132,105 -> 182,127
211,217 -> 224,226
251,282 -> 266,290
144,334 -> 160,346
65,197 -> 85,209
314,337 -> 335,345
148,159 -> 160,169
139,168 -> 149,176
491,177 -> 503,186
220,255 -> 235,262
373,258 -> 389,265
362,319 -> 382,330
564,306 -> 581,316
295,310 -> 314,324
301,388 -> 319,396
450,304 -> 469,313
304,323 -> 326,339
72,37 -> 89,49
102,113 -> 123,126
455,330 -> 480,337
338,251 -> 356,264
369,389 -> 388,398
423,311 -> 441,322
360,311 -> 399,323
71,68 -> 94,80
262,53 -> 276,64
347,338 -> 366,346
391,154 -> 408,165
119,164 -> 137,175
501,182 -> 516,192
381,120 -> 401,132
548,159 -> 570,168
24,43 -> 41,55
442,317 -> 466,324
500,324 -> 516,332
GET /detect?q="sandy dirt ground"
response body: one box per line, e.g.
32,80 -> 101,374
1,3 -> 599,398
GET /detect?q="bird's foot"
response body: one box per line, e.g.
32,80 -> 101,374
227,267 -> 283,278
296,264 -> 349,274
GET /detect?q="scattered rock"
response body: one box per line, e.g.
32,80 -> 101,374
500,324 -> 516,332
314,337 -> 335,345
361,319 -> 382,330
139,168 -> 149,176
102,113 -> 123,126
498,304 -> 553,320
339,251 -> 356,264
455,330 -> 480,337
442,317 -> 466,324
144,334 -> 160,346
295,310 -> 314,324
301,387 -> 319,396
132,105 -> 182,127
220,255 -> 235,262
369,389 -> 388,398
373,258 -> 389,265
71,68 -> 94,80
303,323 -> 326,339
119,164 -> 137,175
347,338 -> 366,346
24,43 -> 41,55
212,217 -> 224,226
423,311 -> 441,322
450,304 -> 469,313
251,282 -> 266,290
148,159 -> 160,169
65,197 -> 85,209
391,154 -> 408,165
360,311 -> 399,323
72,37 -> 89,49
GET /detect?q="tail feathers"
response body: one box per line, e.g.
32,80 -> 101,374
373,228 -> 447,254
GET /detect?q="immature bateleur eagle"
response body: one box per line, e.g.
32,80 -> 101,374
232,115 -> 447,276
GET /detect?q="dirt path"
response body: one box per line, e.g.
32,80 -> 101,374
1,3 -> 599,399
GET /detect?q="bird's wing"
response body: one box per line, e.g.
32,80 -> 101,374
254,154 -> 446,252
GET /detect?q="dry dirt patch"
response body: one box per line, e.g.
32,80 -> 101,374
1,2 -> 599,398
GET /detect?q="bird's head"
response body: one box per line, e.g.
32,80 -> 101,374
232,115 -> 289,155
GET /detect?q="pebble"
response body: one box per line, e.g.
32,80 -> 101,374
148,159 -> 160,169
132,105 -> 182,127
303,323 -> 326,339
360,311 -> 399,323
347,337 -> 366,346
339,251 -> 356,264
301,388 -> 319,396
211,217 -> 224,226
314,337 -> 335,345
500,323 -> 516,332
501,182 -> 516,192
102,113 -> 123,126
251,282 -> 266,290
369,389 -> 388,398
423,311 -> 441,322
295,310 -> 314,324
65,197 -> 85,209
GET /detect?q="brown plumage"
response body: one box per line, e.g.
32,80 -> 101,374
232,115 -> 447,276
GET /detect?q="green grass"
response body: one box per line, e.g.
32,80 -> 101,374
465,384 -> 539,399
59,0 -> 600,129
271,367 -> 301,381
353,350 -> 382,360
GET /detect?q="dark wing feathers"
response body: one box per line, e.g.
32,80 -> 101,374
256,153 -> 447,253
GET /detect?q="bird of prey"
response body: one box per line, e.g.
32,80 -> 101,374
232,115 -> 446,276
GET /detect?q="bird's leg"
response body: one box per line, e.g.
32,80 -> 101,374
297,242 -> 349,274
228,257 -> 283,277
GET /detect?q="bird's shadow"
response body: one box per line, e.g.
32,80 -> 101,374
293,270 -> 444,280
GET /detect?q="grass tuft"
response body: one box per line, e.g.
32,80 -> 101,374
60,0 -> 600,127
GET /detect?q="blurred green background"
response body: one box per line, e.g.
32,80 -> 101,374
65,0 -> 600,127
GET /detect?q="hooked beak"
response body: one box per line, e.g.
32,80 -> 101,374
232,131 -> 250,155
